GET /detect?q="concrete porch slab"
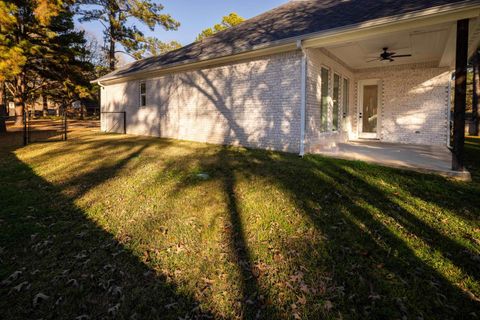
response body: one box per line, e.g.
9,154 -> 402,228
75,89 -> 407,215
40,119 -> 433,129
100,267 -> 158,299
314,140 -> 471,181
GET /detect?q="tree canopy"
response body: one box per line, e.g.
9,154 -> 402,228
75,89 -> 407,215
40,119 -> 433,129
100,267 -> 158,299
0,0 -> 93,125
196,12 -> 244,41
132,38 -> 182,59
77,0 -> 179,70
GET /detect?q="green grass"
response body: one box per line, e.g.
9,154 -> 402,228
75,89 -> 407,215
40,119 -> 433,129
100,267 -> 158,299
0,131 -> 479,319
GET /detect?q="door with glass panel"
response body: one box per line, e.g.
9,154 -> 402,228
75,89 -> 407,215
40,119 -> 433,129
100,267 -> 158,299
358,80 -> 379,139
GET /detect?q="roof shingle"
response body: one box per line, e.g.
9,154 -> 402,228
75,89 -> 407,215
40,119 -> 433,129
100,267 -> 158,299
97,0 -> 475,81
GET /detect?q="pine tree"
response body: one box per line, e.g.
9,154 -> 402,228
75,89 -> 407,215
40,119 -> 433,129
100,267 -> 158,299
77,0 -> 179,70
0,0 -> 93,125
132,38 -> 181,59
196,13 -> 244,42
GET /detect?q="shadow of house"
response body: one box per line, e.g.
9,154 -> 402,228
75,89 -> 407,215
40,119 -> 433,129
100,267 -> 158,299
0,146 -> 211,319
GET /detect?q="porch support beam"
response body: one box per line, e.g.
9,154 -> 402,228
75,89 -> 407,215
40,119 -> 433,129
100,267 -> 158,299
452,19 -> 469,171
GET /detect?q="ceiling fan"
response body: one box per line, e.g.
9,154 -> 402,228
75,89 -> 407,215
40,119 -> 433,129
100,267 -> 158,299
368,47 -> 412,63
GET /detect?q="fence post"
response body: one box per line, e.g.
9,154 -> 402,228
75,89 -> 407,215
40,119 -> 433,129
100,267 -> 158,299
23,111 -> 27,146
123,111 -> 126,134
64,109 -> 68,141
28,110 -> 31,143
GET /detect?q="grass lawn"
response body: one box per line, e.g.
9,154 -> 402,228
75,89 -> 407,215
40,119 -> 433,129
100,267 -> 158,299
1,131 -> 479,319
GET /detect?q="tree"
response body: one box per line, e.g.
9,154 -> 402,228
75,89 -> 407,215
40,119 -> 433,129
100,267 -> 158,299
42,9 -> 94,115
196,13 -> 244,41
0,0 -> 92,125
132,38 -> 181,59
0,0 -> 64,124
77,0 -> 179,71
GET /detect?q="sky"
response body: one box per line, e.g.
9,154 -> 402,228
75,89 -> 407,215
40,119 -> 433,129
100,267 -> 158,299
75,0 -> 288,60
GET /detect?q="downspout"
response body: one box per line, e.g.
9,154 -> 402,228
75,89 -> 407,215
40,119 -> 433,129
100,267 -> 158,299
297,40 -> 307,157
98,81 -> 106,132
447,75 -> 452,148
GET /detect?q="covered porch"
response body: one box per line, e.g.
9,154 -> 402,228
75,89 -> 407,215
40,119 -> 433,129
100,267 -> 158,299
300,8 -> 480,178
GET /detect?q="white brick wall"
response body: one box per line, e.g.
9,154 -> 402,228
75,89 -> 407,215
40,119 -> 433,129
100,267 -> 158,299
101,51 -> 302,152
304,51 -> 450,149
101,49 -> 451,154
354,62 -> 450,146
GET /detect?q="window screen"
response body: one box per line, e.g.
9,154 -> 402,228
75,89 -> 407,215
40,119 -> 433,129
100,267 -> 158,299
333,74 -> 340,131
140,82 -> 146,107
320,68 -> 329,131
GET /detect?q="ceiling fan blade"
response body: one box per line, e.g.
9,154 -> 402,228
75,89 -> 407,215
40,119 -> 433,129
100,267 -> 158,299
367,58 -> 380,62
390,54 -> 412,58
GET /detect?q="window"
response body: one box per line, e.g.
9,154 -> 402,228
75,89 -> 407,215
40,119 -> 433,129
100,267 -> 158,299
320,67 -> 329,131
333,74 -> 340,131
343,78 -> 349,118
140,81 -> 146,107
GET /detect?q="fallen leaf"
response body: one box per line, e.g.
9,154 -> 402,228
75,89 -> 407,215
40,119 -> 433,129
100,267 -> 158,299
1,270 -> 22,286
108,303 -> 120,315
33,293 -> 49,307
12,281 -> 29,292
324,300 -> 333,311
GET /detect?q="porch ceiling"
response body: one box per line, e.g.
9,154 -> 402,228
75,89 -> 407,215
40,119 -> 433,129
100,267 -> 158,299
323,18 -> 480,70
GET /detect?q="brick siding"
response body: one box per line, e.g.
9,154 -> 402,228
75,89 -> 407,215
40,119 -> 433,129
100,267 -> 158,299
101,51 -> 302,152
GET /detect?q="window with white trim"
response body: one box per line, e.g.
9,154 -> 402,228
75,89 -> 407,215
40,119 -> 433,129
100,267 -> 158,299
139,81 -> 146,107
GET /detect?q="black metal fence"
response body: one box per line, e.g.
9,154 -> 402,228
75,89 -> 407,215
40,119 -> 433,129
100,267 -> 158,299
0,111 -> 67,147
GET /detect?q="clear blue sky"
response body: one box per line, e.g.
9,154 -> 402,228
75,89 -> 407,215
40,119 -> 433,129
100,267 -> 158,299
75,0 -> 288,48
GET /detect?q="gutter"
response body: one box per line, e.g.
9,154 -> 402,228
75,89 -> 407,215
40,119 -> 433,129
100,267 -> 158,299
297,40 -> 307,157
91,0 -> 480,85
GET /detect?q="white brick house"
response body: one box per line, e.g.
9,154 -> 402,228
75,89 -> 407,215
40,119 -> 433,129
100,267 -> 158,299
94,0 -> 480,158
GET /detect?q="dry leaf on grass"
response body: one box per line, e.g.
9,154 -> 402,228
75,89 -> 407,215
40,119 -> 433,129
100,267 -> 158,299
33,293 -> 49,306
11,281 -> 29,292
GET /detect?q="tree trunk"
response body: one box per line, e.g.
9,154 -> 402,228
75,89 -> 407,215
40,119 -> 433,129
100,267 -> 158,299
80,102 -> 84,120
42,93 -> 48,117
0,82 -> 7,133
108,10 -> 116,71
109,36 -> 115,71
13,77 -> 26,126
473,50 -> 480,136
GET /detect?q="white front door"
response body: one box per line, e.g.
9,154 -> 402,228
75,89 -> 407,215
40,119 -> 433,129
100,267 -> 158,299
358,80 -> 380,139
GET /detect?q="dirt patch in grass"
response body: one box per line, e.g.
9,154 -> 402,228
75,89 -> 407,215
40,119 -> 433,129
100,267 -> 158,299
1,132 -> 479,319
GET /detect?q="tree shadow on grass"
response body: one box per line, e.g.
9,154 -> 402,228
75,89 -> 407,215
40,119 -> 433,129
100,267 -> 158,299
262,153 -> 480,318
0,148 -> 212,319
2,134 -> 479,319
394,138 -> 480,226
153,147 -> 276,318
167,145 -> 480,318
217,149 -> 272,319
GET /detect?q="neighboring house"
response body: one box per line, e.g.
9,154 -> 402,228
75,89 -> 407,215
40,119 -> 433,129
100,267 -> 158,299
7,99 -> 60,117
93,0 -> 480,157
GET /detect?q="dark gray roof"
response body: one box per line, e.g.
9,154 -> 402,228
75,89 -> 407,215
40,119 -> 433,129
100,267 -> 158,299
97,0 -> 476,81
